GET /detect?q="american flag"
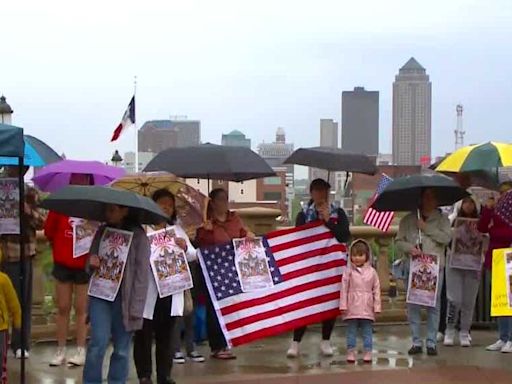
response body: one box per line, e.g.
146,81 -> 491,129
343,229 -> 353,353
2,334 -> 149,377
363,174 -> 394,232
199,221 -> 347,347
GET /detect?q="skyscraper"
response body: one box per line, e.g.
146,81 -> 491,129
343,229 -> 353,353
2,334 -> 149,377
320,119 -> 338,148
392,58 -> 432,165
341,87 -> 379,157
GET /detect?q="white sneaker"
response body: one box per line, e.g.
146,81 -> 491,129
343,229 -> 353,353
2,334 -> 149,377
320,340 -> 334,357
436,332 -> 444,342
286,341 -> 299,358
49,348 -> 66,366
459,332 -> 471,347
486,340 -> 506,351
173,351 -> 186,364
15,349 -> 29,359
443,329 -> 455,346
67,347 -> 86,366
501,341 -> 512,353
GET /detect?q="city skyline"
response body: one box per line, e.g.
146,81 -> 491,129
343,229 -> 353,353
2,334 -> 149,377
2,1 -> 512,170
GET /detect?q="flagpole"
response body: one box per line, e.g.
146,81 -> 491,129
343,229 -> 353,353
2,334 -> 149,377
134,75 -> 138,173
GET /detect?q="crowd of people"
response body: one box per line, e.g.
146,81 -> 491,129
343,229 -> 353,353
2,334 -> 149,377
1,165 -> 512,383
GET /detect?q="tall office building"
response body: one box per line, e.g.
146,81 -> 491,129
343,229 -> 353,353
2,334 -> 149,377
392,58 -> 432,165
320,119 -> 338,148
341,87 -> 379,157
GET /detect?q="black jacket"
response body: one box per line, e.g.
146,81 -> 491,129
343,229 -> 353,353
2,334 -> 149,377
295,206 -> 350,243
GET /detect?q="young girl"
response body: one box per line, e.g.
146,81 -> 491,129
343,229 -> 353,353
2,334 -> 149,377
340,239 -> 381,363
444,196 -> 482,347
82,204 -> 150,384
0,250 -> 21,383
133,189 -> 201,384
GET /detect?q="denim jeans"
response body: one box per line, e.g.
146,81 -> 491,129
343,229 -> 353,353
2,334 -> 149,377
346,319 -> 373,352
498,317 -> 512,343
83,296 -> 132,384
407,267 -> 444,348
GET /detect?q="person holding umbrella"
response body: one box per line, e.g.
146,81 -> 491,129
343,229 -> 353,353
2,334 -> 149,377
195,188 -> 255,360
478,181 -> 512,353
286,178 -> 350,358
396,188 -> 452,356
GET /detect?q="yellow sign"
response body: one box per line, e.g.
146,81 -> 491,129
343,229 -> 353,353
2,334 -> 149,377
491,248 -> 512,317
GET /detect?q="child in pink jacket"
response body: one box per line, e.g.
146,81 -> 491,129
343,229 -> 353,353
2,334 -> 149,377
340,239 -> 381,363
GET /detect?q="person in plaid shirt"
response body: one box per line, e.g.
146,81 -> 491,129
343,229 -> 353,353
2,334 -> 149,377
0,166 -> 44,359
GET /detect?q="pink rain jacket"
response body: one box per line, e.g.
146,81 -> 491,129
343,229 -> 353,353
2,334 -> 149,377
339,239 -> 381,321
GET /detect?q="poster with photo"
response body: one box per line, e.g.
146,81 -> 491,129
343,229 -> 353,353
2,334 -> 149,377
506,251 -> 512,309
450,218 -> 484,271
148,227 -> 193,298
406,253 -> 440,307
88,228 -> 133,301
233,237 -> 274,293
0,178 -> 20,234
71,218 -> 100,258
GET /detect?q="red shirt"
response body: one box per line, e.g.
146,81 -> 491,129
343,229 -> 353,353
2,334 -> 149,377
196,211 -> 247,247
44,211 -> 88,270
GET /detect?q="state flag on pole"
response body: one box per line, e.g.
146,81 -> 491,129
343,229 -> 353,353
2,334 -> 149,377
363,174 -> 395,232
111,96 -> 135,142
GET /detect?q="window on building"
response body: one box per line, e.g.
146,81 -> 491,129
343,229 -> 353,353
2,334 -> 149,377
263,192 -> 282,201
240,189 -> 244,195
263,176 -> 282,185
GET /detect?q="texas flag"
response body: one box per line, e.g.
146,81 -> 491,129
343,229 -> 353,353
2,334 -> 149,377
111,96 -> 135,142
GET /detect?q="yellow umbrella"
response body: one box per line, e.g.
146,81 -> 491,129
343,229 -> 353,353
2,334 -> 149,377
112,172 -> 209,236
436,142 -> 512,173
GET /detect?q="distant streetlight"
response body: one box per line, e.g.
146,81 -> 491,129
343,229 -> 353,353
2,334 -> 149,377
0,95 -> 14,124
111,150 -> 123,167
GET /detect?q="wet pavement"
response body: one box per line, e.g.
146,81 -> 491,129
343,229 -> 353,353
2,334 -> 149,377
7,324 -> 512,383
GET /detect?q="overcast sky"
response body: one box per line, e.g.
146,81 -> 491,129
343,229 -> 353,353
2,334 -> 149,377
2,0 -> 512,174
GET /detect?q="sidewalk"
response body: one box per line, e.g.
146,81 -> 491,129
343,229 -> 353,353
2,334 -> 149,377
7,325 -> 512,383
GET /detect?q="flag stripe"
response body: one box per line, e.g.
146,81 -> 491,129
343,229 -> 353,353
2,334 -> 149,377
230,309 -> 341,346
282,259 -> 345,281
269,231 -> 333,253
278,251 -> 345,275
274,243 -> 346,267
220,275 -> 342,316
227,300 -> 340,340
225,291 -> 341,331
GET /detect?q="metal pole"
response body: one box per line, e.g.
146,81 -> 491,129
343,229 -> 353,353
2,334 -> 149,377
134,76 -> 138,173
18,158 -> 26,384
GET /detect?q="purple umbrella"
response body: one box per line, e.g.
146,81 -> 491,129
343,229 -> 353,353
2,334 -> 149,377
32,159 -> 125,192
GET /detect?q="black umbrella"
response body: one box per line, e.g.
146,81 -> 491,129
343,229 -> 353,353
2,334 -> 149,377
40,185 -> 168,225
284,147 -> 377,175
372,173 -> 470,212
143,143 -> 276,182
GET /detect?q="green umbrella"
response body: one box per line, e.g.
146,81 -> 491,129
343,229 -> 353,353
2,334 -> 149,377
372,173 -> 469,212
40,185 -> 168,225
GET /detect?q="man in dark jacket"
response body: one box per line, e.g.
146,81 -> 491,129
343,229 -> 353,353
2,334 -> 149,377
287,178 -> 350,358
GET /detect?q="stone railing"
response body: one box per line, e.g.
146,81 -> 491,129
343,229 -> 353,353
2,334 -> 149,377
32,209 -> 403,339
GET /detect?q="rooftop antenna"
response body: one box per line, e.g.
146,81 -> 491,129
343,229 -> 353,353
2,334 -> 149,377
455,104 -> 465,150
